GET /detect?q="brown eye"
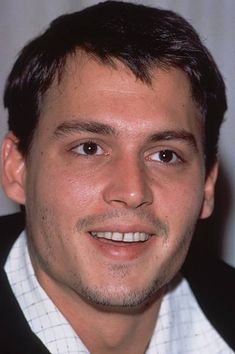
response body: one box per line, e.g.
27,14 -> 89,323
82,142 -> 98,155
73,141 -> 104,155
159,150 -> 175,163
150,149 -> 179,163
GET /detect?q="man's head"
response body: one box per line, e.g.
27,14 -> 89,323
4,1 -> 226,171
1,1 -> 226,309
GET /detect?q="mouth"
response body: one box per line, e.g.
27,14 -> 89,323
87,230 -> 155,260
89,231 -> 151,242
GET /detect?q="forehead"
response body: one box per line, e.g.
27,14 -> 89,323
40,54 -> 202,137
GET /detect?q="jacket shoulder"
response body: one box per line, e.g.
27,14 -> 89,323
0,212 -> 25,266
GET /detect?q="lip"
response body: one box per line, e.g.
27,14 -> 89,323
85,231 -> 156,261
87,223 -> 156,235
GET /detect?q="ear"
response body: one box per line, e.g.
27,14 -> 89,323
200,161 -> 218,219
1,132 -> 26,205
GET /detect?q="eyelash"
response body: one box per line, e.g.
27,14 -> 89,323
147,149 -> 183,165
69,141 -> 184,166
70,141 -> 105,156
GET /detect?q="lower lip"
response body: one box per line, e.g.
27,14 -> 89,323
87,233 -> 156,261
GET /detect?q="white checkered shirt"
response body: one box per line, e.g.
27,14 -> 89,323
5,231 -> 233,353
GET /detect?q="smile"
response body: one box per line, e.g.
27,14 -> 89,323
90,231 -> 151,242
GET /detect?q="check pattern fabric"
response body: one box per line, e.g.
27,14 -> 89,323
5,231 -> 233,354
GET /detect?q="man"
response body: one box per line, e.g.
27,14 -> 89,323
0,1 -> 233,353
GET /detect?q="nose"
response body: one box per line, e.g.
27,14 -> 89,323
103,156 -> 153,209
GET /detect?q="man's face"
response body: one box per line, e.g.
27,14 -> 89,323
12,56 -> 216,308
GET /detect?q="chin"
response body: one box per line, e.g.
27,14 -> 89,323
74,277 -> 165,311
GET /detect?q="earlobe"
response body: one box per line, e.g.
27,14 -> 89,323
1,132 -> 26,204
200,161 -> 218,219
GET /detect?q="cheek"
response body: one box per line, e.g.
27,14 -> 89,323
155,174 -> 205,228
30,161 -> 102,214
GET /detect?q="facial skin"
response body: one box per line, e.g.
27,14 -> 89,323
2,55 -> 217,311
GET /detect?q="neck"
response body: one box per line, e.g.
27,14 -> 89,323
36,270 -> 165,354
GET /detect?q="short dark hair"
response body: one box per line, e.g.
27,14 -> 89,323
3,0 -> 227,171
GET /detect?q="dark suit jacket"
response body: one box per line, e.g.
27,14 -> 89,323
0,213 -> 234,353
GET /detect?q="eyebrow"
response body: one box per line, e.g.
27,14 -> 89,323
53,120 -> 117,138
53,120 -> 198,151
148,130 -> 198,151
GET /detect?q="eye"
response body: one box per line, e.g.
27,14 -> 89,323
72,141 -> 104,156
149,149 -> 181,164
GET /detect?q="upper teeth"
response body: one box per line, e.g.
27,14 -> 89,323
90,231 -> 150,242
